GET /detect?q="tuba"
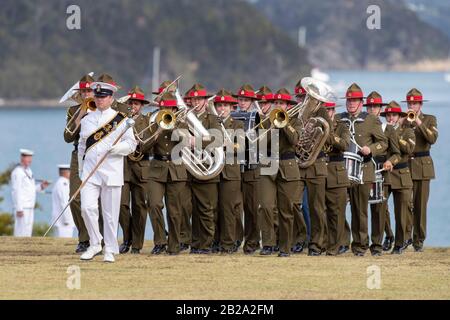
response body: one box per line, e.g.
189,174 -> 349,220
174,89 -> 225,181
295,77 -> 335,168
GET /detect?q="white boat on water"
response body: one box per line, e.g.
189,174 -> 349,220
311,68 -> 330,83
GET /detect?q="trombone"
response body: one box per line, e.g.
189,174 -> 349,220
64,97 -> 96,134
130,76 -> 182,145
133,109 -> 179,145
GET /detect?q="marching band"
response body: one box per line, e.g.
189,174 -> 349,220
11,72 -> 436,262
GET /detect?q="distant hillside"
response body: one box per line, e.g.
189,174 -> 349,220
0,0 -> 310,99
405,0 -> 450,41
255,0 -> 450,69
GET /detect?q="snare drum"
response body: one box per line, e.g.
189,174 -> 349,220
369,163 -> 385,204
343,151 -> 363,184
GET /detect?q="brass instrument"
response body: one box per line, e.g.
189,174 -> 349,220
127,147 -> 145,162
174,89 -> 225,181
295,77 -> 335,168
64,97 -> 96,134
268,108 -> 289,128
133,109 -> 178,145
406,110 -> 418,123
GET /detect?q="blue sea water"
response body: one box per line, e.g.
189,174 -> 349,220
0,70 -> 449,246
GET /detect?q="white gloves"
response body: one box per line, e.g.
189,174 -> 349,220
110,141 -> 133,156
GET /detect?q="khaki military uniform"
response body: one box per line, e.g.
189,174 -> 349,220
383,125 -> 415,248
258,116 -> 279,249
190,111 -> 221,251
297,106 -> 333,253
276,118 -> 303,254
338,111 -> 388,255
370,124 -> 401,254
407,113 -> 437,249
147,116 -> 189,254
119,114 -> 152,250
216,117 -> 244,251
64,104 -> 90,243
324,119 -> 351,255
239,112 -> 261,253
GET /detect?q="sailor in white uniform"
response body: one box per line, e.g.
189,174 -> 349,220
10,149 -> 49,237
51,164 -> 76,238
78,75 -> 136,263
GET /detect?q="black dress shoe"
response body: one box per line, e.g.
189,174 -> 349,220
405,239 -> 413,249
278,252 -> 290,257
308,249 -> 321,256
391,246 -> 403,254
244,249 -> 256,255
414,246 -> 424,252
260,246 -> 273,256
198,249 -> 211,254
371,251 -> 382,257
211,242 -> 220,253
382,237 -> 394,251
220,247 -> 234,254
190,248 -> 199,254
75,241 -> 89,253
291,242 -> 305,254
151,244 -> 167,255
337,245 -> 349,255
273,245 -> 280,252
119,241 -> 131,254
353,251 -> 365,257
130,248 -> 140,254
180,243 -> 190,252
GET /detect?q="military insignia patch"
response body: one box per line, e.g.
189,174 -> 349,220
94,132 -> 104,141
376,144 -> 382,150
399,139 -> 407,146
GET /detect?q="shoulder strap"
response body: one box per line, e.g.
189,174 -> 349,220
85,112 -> 127,154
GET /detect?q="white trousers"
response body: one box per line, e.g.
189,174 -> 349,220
14,208 -> 34,237
81,181 -> 122,254
56,225 -> 76,238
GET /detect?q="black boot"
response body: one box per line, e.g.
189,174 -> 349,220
260,246 -> 273,256
382,237 -> 394,251
75,241 -> 89,253
119,241 -> 131,254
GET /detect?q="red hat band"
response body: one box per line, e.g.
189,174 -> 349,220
238,90 -> 256,98
366,97 -> 383,104
188,89 -> 208,98
407,95 -> 423,102
384,107 -> 403,114
295,87 -> 306,95
214,95 -> 237,103
346,91 -> 364,99
128,92 -> 146,100
324,102 -> 336,108
257,93 -> 274,101
159,100 -> 177,107
274,93 -> 293,102
79,82 -> 92,89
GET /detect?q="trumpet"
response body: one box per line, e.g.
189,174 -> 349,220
64,97 -> 96,134
406,110 -> 418,123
